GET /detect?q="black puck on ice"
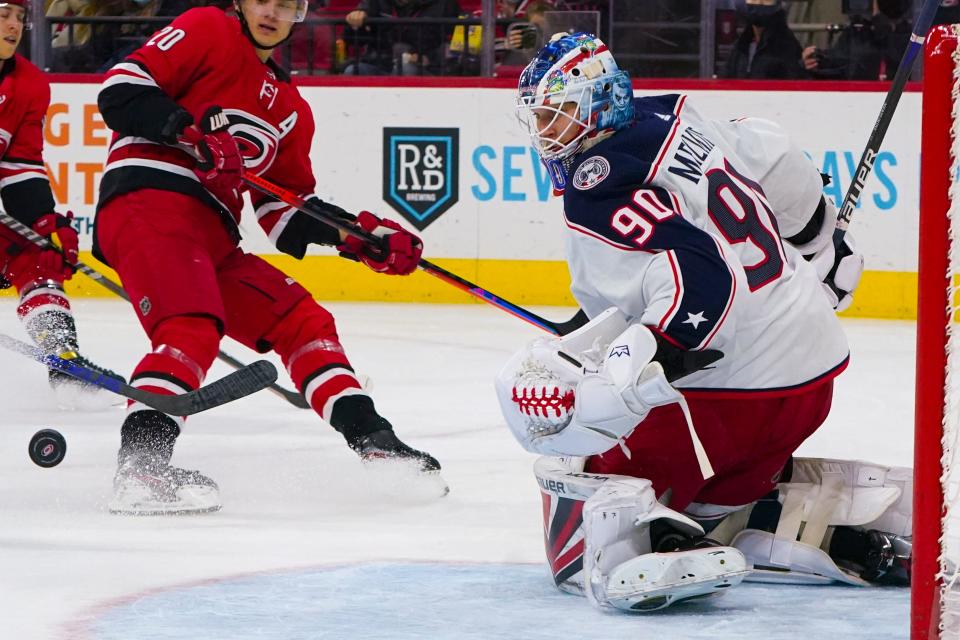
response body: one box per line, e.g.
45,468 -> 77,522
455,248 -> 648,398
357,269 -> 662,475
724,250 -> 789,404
28,429 -> 67,468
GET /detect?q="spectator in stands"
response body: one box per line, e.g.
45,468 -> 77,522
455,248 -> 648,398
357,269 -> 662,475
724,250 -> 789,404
723,0 -> 804,80
500,0 -> 548,65
48,0 -> 200,72
343,0 -> 462,75
47,0 -> 96,70
802,0 -> 911,80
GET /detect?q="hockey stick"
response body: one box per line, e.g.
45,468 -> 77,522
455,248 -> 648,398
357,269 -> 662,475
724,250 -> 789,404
242,173 -> 589,336
832,0 -> 939,250
0,211 -> 311,409
0,332 -> 277,415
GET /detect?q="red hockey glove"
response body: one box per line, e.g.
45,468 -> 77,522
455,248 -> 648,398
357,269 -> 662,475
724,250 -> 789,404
337,211 -> 422,276
178,106 -> 244,211
31,211 -> 79,280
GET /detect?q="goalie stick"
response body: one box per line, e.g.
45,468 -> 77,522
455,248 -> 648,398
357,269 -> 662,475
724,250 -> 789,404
0,332 -> 278,415
0,210 -> 310,409
242,173 -> 588,336
831,0 -> 939,250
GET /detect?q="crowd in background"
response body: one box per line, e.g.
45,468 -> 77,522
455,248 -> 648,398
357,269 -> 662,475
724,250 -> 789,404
26,0 -> 960,78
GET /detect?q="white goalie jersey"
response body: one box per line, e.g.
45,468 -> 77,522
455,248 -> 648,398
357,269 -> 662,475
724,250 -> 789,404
560,94 -> 849,392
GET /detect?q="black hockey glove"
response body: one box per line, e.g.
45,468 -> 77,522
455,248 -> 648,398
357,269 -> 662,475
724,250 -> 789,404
274,197 -> 356,260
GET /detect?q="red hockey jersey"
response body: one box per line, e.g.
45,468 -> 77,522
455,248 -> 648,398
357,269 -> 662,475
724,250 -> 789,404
97,8 -> 317,249
0,54 -> 56,226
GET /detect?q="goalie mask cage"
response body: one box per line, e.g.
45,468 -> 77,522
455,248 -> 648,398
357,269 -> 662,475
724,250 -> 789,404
917,22 -> 960,640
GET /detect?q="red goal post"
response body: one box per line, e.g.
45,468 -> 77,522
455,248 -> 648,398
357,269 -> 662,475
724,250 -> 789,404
916,22 -> 960,640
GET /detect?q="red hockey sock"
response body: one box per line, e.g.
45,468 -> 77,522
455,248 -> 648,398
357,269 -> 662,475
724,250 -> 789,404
266,298 -> 364,422
16,279 -> 75,353
127,315 -> 221,421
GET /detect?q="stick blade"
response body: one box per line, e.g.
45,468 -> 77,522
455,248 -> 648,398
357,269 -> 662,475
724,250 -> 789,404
190,360 -> 279,413
143,360 -> 280,416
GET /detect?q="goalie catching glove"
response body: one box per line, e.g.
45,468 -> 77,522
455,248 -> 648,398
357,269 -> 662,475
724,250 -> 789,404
337,211 -> 423,276
496,323 -> 687,457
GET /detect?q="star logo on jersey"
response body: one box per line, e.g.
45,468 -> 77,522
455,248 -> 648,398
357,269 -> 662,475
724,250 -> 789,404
572,156 -> 610,191
682,311 -> 708,329
382,127 -> 459,231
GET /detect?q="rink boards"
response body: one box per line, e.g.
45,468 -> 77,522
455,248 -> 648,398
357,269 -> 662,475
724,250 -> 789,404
25,78 -> 921,320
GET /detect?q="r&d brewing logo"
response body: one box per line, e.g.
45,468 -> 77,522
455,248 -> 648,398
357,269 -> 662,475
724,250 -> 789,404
382,127 -> 459,231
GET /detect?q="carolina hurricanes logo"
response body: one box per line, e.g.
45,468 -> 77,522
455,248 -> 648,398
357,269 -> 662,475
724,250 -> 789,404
221,110 -> 283,176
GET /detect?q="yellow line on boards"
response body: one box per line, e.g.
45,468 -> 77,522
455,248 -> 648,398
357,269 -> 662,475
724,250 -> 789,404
0,253 -> 920,321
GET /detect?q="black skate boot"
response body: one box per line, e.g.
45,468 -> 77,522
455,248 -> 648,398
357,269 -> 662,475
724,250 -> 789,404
829,526 -> 912,586
109,411 -> 220,516
330,395 -> 441,474
351,429 -> 441,472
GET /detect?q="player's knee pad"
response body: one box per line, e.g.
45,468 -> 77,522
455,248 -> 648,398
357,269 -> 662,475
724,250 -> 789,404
145,315 -> 221,387
727,457 -> 912,586
267,297 -> 339,358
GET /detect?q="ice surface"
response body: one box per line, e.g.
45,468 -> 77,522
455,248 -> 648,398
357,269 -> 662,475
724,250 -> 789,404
0,300 -> 915,639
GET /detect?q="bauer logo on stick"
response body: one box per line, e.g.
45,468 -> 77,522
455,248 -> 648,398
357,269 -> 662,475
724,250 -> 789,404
382,127 -> 459,231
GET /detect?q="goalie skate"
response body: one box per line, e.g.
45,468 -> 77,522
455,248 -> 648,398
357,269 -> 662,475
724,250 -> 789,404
108,456 -> 221,516
603,547 -> 749,612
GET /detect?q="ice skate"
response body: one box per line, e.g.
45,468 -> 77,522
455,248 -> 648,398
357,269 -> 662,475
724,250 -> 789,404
831,527 -> 912,586
48,350 -> 126,389
603,547 -> 749,612
109,453 -> 221,516
352,429 -> 440,471
47,350 -> 126,409
109,410 -> 221,515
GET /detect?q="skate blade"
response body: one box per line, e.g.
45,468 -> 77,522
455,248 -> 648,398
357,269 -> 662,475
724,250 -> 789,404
361,458 -> 450,501
605,548 -> 749,612
108,486 -> 222,516
108,504 -> 223,516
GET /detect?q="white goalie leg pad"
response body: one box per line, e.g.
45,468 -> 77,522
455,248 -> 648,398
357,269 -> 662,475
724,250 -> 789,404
731,457 -> 912,586
787,457 -> 912,536
582,476 -> 748,612
534,456 -> 610,596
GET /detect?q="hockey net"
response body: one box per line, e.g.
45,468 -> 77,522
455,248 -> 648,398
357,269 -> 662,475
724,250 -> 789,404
917,22 -> 960,640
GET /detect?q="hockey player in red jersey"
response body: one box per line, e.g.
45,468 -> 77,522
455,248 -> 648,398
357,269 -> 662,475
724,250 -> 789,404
95,0 -> 441,515
496,33 -> 911,612
0,0 -> 123,392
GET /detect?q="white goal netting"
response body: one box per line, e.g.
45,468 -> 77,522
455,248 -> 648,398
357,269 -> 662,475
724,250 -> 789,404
921,22 -> 960,640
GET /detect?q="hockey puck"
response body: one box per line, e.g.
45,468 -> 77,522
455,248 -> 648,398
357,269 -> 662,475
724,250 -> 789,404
28,429 -> 66,468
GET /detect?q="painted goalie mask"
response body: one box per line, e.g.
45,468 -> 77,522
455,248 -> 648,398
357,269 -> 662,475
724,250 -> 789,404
516,32 -> 634,191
